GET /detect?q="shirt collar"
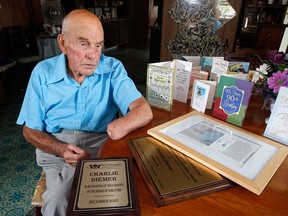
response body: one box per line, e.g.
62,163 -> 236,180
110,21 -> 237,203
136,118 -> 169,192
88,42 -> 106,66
46,53 -> 114,85
46,54 -> 69,85
95,54 -> 114,75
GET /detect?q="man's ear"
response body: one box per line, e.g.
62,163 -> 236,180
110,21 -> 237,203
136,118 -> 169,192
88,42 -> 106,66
57,34 -> 67,54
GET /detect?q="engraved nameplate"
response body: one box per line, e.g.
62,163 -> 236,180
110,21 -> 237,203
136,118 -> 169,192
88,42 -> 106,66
67,158 -> 139,215
128,137 -> 231,206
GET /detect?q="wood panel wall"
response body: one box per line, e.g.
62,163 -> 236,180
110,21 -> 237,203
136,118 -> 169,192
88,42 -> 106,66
0,0 -> 42,29
0,0 -> 42,54
160,0 -> 179,61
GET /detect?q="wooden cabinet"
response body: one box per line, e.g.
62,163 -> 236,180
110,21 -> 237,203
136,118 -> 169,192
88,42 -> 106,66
82,0 -> 131,48
237,0 -> 288,50
102,19 -> 129,48
255,24 -> 286,49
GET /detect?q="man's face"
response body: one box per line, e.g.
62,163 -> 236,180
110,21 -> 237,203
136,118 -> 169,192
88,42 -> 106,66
59,26 -> 104,77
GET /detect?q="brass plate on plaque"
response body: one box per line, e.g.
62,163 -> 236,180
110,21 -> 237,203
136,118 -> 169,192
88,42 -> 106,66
67,158 -> 139,215
128,136 -> 231,207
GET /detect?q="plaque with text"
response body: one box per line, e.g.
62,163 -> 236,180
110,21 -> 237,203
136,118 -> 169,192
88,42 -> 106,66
128,136 -> 231,207
67,158 -> 140,215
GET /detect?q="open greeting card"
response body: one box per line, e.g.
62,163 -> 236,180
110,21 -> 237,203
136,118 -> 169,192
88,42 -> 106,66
264,87 -> 288,146
146,60 -> 192,111
172,60 -> 193,103
147,111 -> 288,195
200,56 -> 224,73
146,62 -> 175,111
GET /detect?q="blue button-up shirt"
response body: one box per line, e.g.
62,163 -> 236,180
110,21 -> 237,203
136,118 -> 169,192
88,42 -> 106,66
16,53 -> 142,133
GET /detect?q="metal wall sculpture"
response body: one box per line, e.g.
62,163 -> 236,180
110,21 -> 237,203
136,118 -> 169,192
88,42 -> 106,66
167,0 -> 236,58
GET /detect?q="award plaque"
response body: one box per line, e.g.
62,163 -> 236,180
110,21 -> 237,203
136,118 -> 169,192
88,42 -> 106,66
128,136 -> 231,207
67,158 -> 140,215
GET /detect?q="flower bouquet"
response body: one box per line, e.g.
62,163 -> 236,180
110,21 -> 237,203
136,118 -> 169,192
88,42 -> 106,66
249,50 -> 288,110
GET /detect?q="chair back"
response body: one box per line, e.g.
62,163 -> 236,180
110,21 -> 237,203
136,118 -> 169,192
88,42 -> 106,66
1,26 -> 40,62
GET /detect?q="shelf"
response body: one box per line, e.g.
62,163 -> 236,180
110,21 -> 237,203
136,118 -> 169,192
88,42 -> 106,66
237,0 -> 288,50
83,0 -> 128,20
101,18 -> 129,23
257,23 -> 288,27
82,0 -> 131,49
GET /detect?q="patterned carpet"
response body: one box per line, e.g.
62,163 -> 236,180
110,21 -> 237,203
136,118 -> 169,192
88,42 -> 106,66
0,87 -> 42,216
0,43 -> 148,216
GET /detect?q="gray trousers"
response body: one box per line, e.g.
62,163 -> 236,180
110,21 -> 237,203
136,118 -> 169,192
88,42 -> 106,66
36,130 -> 108,216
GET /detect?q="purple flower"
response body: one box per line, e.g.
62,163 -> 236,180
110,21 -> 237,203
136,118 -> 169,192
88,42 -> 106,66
267,50 -> 284,64
267,70 -> 288,93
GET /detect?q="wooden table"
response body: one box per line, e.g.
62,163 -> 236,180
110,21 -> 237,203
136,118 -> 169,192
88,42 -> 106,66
101,96 -> 288,216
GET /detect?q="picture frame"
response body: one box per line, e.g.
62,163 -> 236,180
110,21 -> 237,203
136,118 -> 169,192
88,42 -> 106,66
147,111 -> 288,195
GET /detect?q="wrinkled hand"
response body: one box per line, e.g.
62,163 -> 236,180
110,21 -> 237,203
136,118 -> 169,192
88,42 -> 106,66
61,144 -> 91,166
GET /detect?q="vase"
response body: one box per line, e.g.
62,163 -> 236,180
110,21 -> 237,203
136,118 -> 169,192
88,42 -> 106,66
263,97 -> 276,124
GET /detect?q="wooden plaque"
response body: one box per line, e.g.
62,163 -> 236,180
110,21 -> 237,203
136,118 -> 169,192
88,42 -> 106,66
67,158 -> 140,216
128,136 -> 231,207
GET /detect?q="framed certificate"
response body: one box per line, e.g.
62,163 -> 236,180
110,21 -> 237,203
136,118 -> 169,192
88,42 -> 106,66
67,158 -> 139,215
148,111 -> 288,195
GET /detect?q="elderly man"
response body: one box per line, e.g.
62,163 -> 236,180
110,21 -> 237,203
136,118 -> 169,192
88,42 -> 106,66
17,9 -> 152,216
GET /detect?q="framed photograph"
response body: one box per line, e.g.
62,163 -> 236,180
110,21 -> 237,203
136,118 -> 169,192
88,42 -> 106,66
147,111 -> 288,195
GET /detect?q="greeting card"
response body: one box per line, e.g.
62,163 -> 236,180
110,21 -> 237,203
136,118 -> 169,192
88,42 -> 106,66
209,58 -> 229,82
211,58 -> 229,76
212,75 -> 254,127
200,56 -> 224,73
191,80 -> 217,113
264,87 -> 288,146
182,56 -> 200,68
188,69 -> 209,100
147,62 -> 174,111
172,60 -> 193,103
227,62 -> 250,74
146,60 -> 192,111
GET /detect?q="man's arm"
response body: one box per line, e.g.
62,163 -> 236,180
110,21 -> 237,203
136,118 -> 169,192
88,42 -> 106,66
23,126 -> 90,166
107,97 -> 153,140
